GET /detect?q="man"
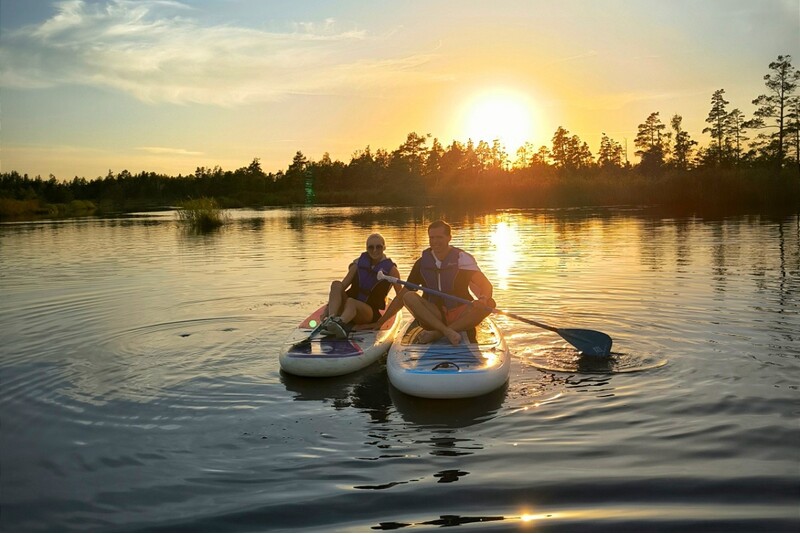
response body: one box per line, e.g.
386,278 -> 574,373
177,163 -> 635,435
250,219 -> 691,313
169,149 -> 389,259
384,220 -> 495,345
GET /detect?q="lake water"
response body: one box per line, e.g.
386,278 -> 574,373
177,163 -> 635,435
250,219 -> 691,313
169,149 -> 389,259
1,206 -> 798,532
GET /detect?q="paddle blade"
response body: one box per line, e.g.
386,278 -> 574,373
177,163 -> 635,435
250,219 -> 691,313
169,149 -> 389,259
557,328 -> 613,357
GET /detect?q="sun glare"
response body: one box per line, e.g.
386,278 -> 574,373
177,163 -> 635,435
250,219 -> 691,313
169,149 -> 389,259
463,90 -> 537,151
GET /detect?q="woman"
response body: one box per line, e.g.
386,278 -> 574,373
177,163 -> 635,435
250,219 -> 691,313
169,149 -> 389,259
321,233 -> 403,338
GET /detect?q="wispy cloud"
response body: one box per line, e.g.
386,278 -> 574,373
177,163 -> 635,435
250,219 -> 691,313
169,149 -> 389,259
0,0 -> 434,105
548,50 -> 600,65
136,146 -> 204,156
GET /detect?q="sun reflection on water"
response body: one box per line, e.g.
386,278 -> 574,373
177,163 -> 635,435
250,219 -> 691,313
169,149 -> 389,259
520,512 -> 547,522
490,220 -> 520,291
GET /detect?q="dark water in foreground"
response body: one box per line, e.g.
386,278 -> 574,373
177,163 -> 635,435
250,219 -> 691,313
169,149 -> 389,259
1,207 -> 798,532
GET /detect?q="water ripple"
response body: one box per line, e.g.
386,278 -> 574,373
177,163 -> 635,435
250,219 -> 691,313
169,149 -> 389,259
2,210 -> 798,532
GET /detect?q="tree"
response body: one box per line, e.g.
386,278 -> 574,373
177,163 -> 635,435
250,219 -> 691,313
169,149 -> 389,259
284,151 -> 309,192
246,158 -> 263,176
462,139 -> 481,172
726,109 -> 748,166
474,140 -> 493,170
490,139 -> 509,170
311,152 -> 346,194
745,55 -> 799,168
350,145 -> 375,166
635,112 -> 670,173
788,96 -> 800,170
425,137 -> 445,176
550,127 -> 571,169
347,146 -> 378,189
514,142 -> 536,168
386,133 -> 428,199
670,115 -> 697,170
440,141 -> 466,175
703,89 -> 730,166
551,127 -> 593,171
574,139 -> 593,169
597,133 -> 624,169
530,145 -> 550,167
374,148 -> 391,169
287,151 -> 308,174
390,132 -> 429,175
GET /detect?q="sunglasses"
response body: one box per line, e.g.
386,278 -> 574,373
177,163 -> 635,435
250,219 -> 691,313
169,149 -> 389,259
367,244 -> 384,250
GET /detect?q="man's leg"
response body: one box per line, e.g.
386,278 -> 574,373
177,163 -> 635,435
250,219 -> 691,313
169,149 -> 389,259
402,292 -> 461,345
446,302 -> 492,334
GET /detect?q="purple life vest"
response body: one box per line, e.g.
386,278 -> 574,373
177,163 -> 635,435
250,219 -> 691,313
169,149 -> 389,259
354,252 -> 395,309
419,247 -> 467,310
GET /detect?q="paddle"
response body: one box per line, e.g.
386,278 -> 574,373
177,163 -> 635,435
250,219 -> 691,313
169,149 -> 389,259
299,316 -> 329,343
377,271 -> 612,357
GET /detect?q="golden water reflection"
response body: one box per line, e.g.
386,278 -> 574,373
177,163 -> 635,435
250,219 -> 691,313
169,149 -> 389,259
489,220 -> 520,291
3,208 -> 797,404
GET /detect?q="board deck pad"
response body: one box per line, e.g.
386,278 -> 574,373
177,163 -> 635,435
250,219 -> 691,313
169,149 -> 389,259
400,319 -> 500,346
286,338 -> 364,358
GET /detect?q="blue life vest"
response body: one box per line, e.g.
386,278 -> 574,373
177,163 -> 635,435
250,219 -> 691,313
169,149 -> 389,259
352,252 -> 395,310
419,247 -> 467,310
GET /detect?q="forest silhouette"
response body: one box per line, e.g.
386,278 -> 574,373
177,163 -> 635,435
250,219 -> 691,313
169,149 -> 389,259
2,55 -> 798,219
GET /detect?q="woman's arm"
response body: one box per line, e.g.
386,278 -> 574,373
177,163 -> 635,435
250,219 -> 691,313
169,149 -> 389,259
353,265 -> 406,330
341,261 -> 357,288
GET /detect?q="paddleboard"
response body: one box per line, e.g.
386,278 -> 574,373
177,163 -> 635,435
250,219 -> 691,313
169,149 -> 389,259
280,305 -> 402,377
387,317 -> 510,399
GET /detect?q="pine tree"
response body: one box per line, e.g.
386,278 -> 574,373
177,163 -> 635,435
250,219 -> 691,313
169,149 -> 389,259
703,89 -> 729,166
726,109 -> 748,166
745,55 -> 799,169
635,112 -> 670,173
671,115 -> 697,170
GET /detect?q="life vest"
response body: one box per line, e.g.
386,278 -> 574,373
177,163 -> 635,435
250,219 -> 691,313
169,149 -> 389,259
419,247 -> 469,310
350,252 -> 395,310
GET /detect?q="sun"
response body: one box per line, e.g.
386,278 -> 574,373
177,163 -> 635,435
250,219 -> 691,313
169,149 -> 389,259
462,89 -> 537,151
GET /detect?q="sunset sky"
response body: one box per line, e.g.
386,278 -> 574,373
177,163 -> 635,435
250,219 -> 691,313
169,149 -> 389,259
1,0 -> 797,180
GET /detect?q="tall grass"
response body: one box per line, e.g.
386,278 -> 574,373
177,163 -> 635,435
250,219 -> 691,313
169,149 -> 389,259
176,198 -> 227,231
0,198 -> 97,219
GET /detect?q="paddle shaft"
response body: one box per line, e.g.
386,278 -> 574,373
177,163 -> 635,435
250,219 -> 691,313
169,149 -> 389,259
378,272 -> 559,332
378,271 -> 613,357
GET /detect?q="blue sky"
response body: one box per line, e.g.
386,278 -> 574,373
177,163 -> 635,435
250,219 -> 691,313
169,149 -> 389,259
1,0 -> 797,179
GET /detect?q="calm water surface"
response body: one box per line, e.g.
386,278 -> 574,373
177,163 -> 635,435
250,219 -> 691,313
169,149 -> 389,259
1,207 -> 798,532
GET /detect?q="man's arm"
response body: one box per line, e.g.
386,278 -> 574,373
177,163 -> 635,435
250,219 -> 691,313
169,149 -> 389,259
469,270 -> 496,309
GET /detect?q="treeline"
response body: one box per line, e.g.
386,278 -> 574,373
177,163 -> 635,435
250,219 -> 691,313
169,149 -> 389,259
2,55 -> 799,219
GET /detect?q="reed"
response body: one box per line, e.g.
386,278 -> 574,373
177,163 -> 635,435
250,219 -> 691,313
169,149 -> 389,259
176,198 -> 227,231
0,198 -> 98,219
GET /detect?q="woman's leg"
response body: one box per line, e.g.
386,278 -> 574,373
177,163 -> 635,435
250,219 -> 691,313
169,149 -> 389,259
339,298 -> 374,325
326,280 -> 347,318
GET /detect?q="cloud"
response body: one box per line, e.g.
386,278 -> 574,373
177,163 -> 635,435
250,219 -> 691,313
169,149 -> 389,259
547,50 -> 600,65
0,0 -> 435,105
136,146 -> 204,156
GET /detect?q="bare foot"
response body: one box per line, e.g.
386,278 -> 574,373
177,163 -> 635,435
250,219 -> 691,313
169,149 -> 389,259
416,330 -> 442,344
444,328 -> 462,346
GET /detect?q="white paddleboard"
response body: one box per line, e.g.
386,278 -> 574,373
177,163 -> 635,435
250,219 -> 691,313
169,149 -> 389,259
387,317 -> 510,399
280,305 -> 402,378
